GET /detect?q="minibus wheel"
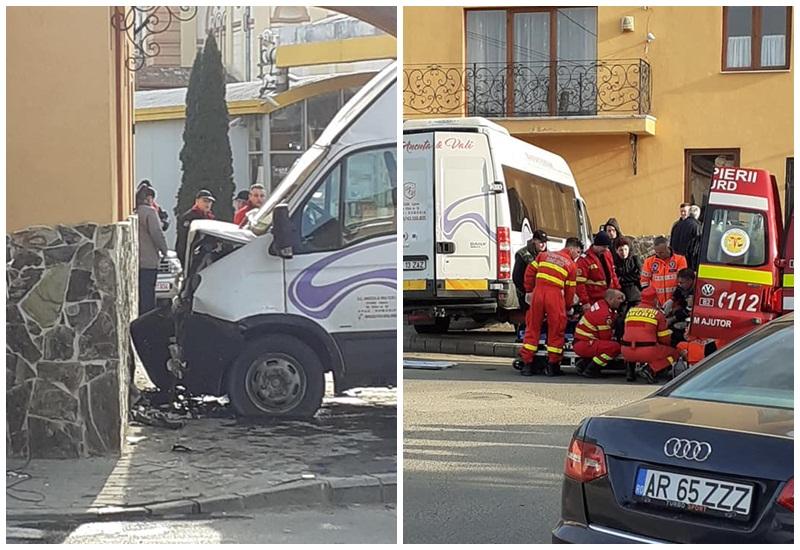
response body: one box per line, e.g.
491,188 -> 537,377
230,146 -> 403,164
228,335 -> 324,418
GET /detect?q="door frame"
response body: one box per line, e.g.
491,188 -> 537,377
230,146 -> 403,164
683,148 -> 741,203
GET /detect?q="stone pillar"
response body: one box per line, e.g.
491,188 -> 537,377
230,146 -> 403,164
6,217 -> 138,458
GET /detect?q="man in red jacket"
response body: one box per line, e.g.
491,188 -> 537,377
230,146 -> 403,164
576,231 -> 620,311
516,237 -> 583,377
621,285 -> 679,383
234,184 -> 267,227
573,289 -> 626,378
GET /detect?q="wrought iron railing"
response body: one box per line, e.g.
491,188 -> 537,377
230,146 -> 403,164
403,59 -> 652,118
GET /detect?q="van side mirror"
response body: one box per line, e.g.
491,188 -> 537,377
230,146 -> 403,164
270,204 -> 295,259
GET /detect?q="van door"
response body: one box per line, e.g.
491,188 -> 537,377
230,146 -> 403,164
434,131 -> 497,292
403,132 -> 435,295
285,145 -> 397,356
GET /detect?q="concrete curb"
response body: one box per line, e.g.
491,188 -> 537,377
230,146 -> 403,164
404,333 -> 521,358
6,474 -> 397,523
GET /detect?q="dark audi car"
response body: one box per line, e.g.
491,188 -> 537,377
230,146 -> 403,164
553,313 -> 793,544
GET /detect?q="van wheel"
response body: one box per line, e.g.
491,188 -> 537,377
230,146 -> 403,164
414,317 -> 451,334
227,336 -> 325,418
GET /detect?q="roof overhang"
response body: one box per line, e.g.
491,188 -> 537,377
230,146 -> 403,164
494,115 -> 657,137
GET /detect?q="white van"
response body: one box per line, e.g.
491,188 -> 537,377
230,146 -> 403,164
403,117 -> 592,332
132,63 -> 397,418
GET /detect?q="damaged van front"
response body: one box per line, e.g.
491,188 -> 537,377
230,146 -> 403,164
131,63 -> 397,418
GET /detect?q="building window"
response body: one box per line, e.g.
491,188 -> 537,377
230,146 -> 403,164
248,116 -> 264,187
723,7 -> 792,71
684,149 -> 741,213
465,7 -> 598,116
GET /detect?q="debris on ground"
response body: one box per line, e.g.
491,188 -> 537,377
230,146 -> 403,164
129,386 -> 235,429
403,360 -> 456,370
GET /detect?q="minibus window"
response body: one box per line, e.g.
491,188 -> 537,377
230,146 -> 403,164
502,165 -> 578,239
703,208 -> 767,267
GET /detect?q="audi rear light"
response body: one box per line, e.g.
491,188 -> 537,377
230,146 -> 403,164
565,437 -> 608,482
497,226 -> 511,281
778,478 -> 793,512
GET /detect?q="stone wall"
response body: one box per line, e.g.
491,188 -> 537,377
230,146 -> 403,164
6,218 -> 138,458
629,235 -> 660,259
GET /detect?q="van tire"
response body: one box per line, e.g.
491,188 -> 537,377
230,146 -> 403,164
227,335 -> 325,418
414,317 -> 451,334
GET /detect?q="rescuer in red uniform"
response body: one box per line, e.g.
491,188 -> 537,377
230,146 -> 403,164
576,231 -> 621,310
621,285 -> 679,383
516,238 -> 583,377
573,289 -> 626,378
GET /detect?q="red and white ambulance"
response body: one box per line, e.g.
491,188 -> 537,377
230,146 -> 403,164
688,166 -> 793,354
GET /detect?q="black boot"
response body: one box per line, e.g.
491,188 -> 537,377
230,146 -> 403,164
512,359 -> 524,371
575,358 -> 590,376
545,362 -> 563,377
636,364 -> 657,384
521,362 -> 536,376
625,362 -> 637,382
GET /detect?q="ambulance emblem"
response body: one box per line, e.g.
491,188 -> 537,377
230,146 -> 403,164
701,284 -> 715,297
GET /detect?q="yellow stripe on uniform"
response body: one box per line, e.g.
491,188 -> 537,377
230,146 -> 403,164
565,280 -> 577,287
784,274 -> 794,288
576,276 -> 588,283
540,261 -> 568,277
444,279 -> 488,290
596,325 -> 611,330
531,261 -> 539,268
404,280 -> 426,291
580,319 -> 598,331
574,327 -> 595,339
587,280 -> 608,286
627,316 -> 659,325
657,329 -> 672,337
523,343 -> 537,351
698,265 -> 774,286
600,354 -> 614,361
536,273 -> 565,287
593,356 -> 607,366
546,346 -> 563,354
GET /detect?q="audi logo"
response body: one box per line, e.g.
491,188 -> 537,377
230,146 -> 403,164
663,438 -> 713,462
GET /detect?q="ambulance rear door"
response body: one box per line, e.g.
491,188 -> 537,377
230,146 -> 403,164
781,214 -> 793,312
691,167 -> 783,343
433,131 -> 497,294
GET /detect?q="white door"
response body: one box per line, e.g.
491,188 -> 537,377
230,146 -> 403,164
285,145 -> 397,334
403,132 -> 435,291
434,131 -> 497,291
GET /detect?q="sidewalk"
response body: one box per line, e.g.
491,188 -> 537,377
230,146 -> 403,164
7,389 -> 397,522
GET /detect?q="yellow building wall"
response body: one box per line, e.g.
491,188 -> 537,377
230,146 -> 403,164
7,7 -> 133,232
403,6 -> 794,235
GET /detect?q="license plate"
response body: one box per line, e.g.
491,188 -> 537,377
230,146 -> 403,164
404,260 -> 427,271
634,468 -> 753,518
155,281 -> 171,292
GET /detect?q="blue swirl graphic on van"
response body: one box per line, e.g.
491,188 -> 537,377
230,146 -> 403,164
287,236 -> 396,320
442,193 -> 496,240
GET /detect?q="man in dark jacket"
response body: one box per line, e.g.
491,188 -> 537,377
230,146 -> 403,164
670,204 -> 701,257
175,190 -> 216,266
512,230 -> 547,341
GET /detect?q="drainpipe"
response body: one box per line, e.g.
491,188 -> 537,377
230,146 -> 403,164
245,7 -> 252,81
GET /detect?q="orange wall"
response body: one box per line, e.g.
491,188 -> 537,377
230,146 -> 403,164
7,7 -> 133,232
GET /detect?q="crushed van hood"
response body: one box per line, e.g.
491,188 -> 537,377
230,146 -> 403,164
188,220 -> 255,245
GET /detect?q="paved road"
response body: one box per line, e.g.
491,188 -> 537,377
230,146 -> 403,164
8,504 -> 396,544
403,352 -> 655,544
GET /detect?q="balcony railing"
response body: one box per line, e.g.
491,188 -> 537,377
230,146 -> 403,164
403,59 -> 652,118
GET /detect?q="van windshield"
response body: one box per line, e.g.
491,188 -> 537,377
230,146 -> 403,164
503,165 -> 579,238
702,207 -> 767,267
